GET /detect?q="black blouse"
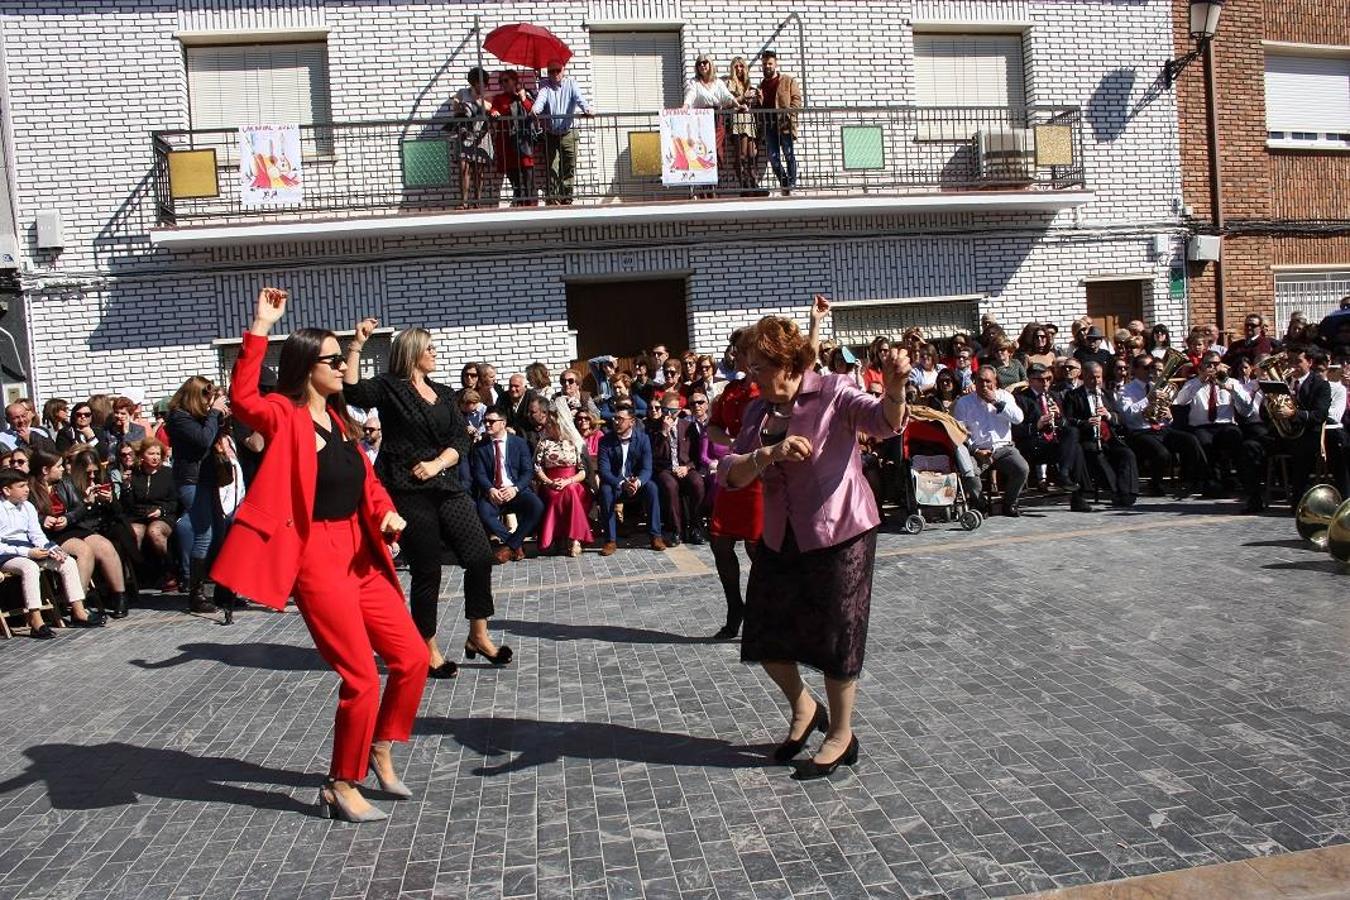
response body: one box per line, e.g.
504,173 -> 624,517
312,420 -> 365,521
342,373 -> 469,494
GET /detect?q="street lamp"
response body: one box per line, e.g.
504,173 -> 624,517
1165,0 -> 1224,86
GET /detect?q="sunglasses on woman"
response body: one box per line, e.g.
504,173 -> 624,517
315,354 -> 345,370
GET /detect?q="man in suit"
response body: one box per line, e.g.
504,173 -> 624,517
756,50 -> 802,195
470,411 -> 544,563
496,373 -> 535,433
597,403 -> 665,555
1272,347 -> 1334,507
1011,364 -> 1093,511
1062,362 -> 1140,508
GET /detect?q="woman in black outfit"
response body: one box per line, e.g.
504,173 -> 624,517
166,375 -> 227,613
343,318 -> 507,678
123,437 -> 178,581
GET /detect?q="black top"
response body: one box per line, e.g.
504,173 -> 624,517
343,373 -> 469,494
312,420 -> 365,521
122,466 -> 178,522
165,409 -> 222,487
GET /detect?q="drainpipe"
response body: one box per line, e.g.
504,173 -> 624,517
1203,40 -> 1224,334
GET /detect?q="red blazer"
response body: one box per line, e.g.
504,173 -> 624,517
211,332 -> 399,610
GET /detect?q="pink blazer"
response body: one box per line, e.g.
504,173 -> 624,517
720,370 -> 901,553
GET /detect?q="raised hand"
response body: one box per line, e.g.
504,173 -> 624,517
253,287 -> 288,333
884,348 -> 913,397
353,317 -> 379,345
809,294 -> 831,326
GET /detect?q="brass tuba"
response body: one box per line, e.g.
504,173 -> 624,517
1296,484 -> 1343,551
1255,355 -> 1305,439
1145,348 -> 1188,424
1326,498 -> 1350,567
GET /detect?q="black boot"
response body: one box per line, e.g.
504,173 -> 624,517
215,585 -> 235,625
108,591 -> 129,619
187,559 -> 216,614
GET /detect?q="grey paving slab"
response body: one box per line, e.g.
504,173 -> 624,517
0,498 -> 1345,899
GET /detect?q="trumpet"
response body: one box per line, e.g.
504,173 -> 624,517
1255,355 -> 1305,440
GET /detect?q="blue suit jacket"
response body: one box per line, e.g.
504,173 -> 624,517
597,428 -> 653,489
470,434 -> 536,496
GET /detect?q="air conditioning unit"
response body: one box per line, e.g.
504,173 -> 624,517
976,127 -> 1036,183
1187,234 -> 1222,262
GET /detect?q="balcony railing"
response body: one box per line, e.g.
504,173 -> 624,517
151,105 -> 1086,228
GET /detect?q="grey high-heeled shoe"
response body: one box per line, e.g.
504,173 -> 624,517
318,780 -> 389,822
368,747 -> 413,799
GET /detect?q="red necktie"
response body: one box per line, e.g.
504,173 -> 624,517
494,440 -> 505,488
1208,383 -> 1218,423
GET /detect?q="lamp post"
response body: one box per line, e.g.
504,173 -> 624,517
1166,0 -> 1226,332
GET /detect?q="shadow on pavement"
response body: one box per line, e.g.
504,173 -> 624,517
1262,560 -> 1347,575
492,618 -> 709,645
0,742 -> 315,814
422,716 -> 768,776
129,642 -> 327,671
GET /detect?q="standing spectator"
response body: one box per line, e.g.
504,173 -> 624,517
725,56 -> 760,191
491,69 -> 537,206
451,67 -> 496,208
0,469 -> 96,637
683,53 -> 738,194
1,401 -> 56,455
534,406 -> 593,557
344,319 -> 507,677
596,403 -> 665,555
166,376 -> 226,614
954,368 -> 1029,516
105,396 -> 148,458
531,57 -> 592,205
756,50 -> 801,195
470,411 -> 544,563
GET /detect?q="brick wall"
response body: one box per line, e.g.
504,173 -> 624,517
0,0 -> 1185,402
1175,0 -> 1350,333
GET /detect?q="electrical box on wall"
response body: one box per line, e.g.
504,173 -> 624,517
1152,235 -> 1170,257
1187,234 -> 1222,263
0,235 -> 16,269
35,211 -> 63,250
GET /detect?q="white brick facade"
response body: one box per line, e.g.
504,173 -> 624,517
0,0 -> 1186,403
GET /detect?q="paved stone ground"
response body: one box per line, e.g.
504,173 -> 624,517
0,498 -> 1345,900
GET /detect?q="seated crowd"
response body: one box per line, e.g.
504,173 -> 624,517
2,298 -> 1346,638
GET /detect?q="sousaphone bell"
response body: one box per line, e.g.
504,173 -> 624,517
1326,498 -> 1350,566
1296,484 -> 1344,551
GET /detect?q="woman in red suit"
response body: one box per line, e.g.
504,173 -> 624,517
213,288 -> 429,823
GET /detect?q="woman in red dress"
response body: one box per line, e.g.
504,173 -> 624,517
213,288 -> 428,823
491,70 -> 536,206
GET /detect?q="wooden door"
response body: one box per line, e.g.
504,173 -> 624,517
1086,280 -> 1144,339
566,279 -> 688,362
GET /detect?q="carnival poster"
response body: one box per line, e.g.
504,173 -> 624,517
239,124 -> 303,207
660,108 -> 717,186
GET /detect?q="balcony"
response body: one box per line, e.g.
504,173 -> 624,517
149,105 -> 1091,248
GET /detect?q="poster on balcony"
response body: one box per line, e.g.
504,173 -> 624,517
660,108 -> 718,187
239,124 -> 303,207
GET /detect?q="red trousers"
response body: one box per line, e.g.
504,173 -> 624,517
294,517 -> 429,781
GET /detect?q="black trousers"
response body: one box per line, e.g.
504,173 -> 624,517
1016,428 -> 1091,494
1327,428 -> 1350,498
392,488 -> 495,639
1192,423 -> 1261,495
1125,427 -> 1207,488
1288,431 -> 1326,505
655,469 -> 706,536
1085,440 -> 1140,498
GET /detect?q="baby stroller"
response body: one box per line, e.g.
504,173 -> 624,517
898,415 -> 983,535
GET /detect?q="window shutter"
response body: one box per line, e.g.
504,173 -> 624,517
589,31 -> 684,112
187,42 -> 332,129
1264,54 -> 1350,133
914,34 -> 1025,109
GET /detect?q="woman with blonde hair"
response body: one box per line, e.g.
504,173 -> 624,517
534,405 -> 594,557
683,54 -> 738,195
726,56 -> 759,190
344,319 -> 506,679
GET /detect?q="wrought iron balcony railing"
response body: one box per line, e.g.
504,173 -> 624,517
151,105 -> 1086,227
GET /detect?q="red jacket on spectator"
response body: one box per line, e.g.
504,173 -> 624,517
211,332 -> 398,609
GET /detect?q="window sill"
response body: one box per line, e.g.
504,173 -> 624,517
1267,139 -> 1350,152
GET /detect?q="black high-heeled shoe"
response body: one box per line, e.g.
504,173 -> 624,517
772,702 -> 828,763
428,660 -> 459,679
793,735 -> 860,780
464,639 -> 513,666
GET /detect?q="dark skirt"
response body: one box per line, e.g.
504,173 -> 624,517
741,526 -> 878,680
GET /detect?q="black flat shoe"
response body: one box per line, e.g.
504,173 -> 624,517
30,624 -> 54,640
69,613 -> 106,628
464,640 -> 513,666
793,735 -> 860,780
773,702 -> 828,763
712,622 -> 740,640
428,660 -> 459,679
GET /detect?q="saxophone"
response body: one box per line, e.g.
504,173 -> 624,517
1145,348 -> 1188,424
1255,355 -> 1305,440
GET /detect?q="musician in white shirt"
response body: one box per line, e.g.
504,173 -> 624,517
1118,355 -> 1208,496
1173,352 -> 1262,505
953,368 -> 1029,516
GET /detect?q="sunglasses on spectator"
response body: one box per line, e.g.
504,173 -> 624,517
662,408 -> 681,417
561,377 -> 576,384
690,399 -> 708,406
484,417 -> 504,425
362,426 -> 380,434
74,410 -> 92,418
315,354 -> 345,370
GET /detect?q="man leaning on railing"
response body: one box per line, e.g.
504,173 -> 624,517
530,57 -> 593,205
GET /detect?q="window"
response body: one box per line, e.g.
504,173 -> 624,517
914,34 -> 1025,110
1264,53 -> 1350,149
831,297 -> 981,347
1275,270 -> 1350,327
589,31 -> 683,112
186,41 -> 333,162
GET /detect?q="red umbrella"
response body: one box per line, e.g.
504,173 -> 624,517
484,23 -> 573,71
